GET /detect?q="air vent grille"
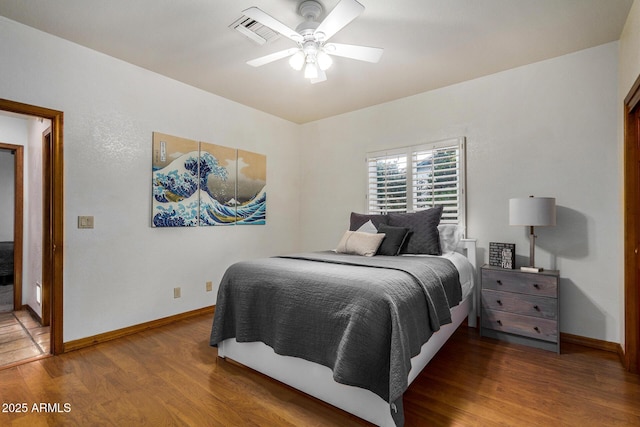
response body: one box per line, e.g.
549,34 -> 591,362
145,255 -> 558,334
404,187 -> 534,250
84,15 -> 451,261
230,16 -> 281,45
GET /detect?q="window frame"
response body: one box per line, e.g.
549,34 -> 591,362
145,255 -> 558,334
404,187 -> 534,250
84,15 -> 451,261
366,137 -> 466,234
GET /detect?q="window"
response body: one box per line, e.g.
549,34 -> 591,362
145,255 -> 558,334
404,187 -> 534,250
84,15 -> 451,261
366,137 -> 466,226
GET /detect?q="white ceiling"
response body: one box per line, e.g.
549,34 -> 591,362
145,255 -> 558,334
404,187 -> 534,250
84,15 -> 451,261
0,0 -> 633,124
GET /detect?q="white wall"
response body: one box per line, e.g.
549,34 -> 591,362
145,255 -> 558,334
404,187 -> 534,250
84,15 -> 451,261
300,42 -> 620,343
0,115 -> 26,241
0,150 -> 13,241
0,17 -> 301,342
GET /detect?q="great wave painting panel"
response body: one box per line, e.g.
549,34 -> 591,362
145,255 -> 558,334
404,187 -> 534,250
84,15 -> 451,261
152,132 -> 199,227
236,149 -> 266,225
199,142 -> 237,226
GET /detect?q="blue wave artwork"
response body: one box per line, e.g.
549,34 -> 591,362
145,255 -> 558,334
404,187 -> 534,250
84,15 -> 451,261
152,134 -> 266,227
152,150 -> 200,227
199,151 -> 266,226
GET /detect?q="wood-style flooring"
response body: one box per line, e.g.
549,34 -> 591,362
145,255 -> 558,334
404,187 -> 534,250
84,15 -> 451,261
0,310 -> 50,368
0,313 -> 638,426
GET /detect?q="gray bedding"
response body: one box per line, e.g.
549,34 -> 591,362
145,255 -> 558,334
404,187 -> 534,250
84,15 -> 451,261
209,251 -> 461,424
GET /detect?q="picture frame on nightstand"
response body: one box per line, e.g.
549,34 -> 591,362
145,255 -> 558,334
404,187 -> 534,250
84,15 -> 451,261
489,242 -> 515,269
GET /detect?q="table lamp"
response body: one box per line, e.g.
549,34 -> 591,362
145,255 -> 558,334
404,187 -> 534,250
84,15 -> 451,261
509,196 -> 556,272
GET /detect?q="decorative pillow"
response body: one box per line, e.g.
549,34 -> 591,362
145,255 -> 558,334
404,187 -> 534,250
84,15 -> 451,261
349,212 -> 389,231
376,224 -> 410,256
438,224 -> 462,253
356,219 -> 378,234
336,231 -> 386,257
388,206 -> 443,255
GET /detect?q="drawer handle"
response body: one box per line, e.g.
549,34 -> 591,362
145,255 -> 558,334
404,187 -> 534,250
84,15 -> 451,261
534,326 -> 540,333
496,300 -> 502,306
497,320 -> 502,326
533,284 -> 540,289
533,305 -> 540,311
496,280 -> 503,285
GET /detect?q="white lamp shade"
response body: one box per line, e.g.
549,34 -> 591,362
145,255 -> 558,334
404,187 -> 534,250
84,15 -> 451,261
304,61 -> 319,79
317,51 -> 333,71
509,197 -> 556,226
289,51 -> 305,71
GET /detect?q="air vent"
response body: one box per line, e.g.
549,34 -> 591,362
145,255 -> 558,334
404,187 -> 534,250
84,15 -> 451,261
230,16 -> 280,45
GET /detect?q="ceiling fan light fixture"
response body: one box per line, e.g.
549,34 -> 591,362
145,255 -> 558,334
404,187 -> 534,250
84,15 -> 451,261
317,50 -> 333,71
289,50 -> 305,70
304,61 -> 319,79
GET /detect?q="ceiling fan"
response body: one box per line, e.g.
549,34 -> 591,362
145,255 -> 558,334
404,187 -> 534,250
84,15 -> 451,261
243,0 -> 383,83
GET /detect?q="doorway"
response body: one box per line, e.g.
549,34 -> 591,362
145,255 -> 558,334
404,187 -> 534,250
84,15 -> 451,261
0,144 -> 21,313
0,99 -> 64,357
624,74 -> 640,374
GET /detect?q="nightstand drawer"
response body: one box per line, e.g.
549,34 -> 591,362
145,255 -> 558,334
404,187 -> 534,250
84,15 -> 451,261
481,289 -> 557,320
482,269 -> 557,297
482,309 -> 558,343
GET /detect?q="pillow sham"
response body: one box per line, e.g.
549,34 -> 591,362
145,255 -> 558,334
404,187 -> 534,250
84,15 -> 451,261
336,231 -> 386,257
376,224 -> 410,256
438,224 -> 462,253
349,212 -> 389,231
388,206 -> 443,255
356,219 -> 378,234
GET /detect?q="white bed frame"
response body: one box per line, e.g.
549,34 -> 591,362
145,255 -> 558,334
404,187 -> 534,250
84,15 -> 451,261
217,239 -> 477,427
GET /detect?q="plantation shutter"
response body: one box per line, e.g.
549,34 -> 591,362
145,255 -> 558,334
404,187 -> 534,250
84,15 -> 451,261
366,151 -> 408,213
412,142 -> 462,224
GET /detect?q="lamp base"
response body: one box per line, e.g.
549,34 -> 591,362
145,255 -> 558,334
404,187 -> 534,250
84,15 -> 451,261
521,266 -> 543,273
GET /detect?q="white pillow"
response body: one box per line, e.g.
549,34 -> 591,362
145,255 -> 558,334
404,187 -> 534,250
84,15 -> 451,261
438,224 -> 462,253
356,219 -> 378,234
336,231 -> 386,257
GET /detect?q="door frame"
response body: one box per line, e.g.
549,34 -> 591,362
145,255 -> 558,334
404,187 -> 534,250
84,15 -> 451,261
0,99 -> 64,355
624,74 -> 640,374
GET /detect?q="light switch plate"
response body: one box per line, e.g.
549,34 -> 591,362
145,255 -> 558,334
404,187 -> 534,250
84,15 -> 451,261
78,216 -> 94,229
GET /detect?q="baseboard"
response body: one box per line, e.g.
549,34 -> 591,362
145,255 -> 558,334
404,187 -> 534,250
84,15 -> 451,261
560,332 -> 622,355
63,306 -> 215,353
22,304 -> 42,325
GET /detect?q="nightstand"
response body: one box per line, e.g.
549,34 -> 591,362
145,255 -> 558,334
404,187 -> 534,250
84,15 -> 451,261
480,264 -> 560,353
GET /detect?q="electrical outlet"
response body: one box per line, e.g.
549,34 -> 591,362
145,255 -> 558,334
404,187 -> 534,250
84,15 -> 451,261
173,287 -> 181,298
206,281 -> 213,292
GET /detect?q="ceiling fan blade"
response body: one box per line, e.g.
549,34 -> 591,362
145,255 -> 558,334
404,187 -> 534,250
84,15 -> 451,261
314,0 -> 364,42
310,69 -> 327,84
324,43 -> 383,63
247,48 -> 299,67
242,7 -> 303,43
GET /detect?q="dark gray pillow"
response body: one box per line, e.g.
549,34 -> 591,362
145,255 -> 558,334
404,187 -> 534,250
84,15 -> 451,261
376,224 -> 410,256
388,206 -> 443,255
349,212 -> 389,231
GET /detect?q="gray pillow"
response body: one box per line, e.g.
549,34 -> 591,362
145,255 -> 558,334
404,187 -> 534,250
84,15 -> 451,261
349,212 -> 389,231
376,224 -> 410,256
388,206 -> 443,255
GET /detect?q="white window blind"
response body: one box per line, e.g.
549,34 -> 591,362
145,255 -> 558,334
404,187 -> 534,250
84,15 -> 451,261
367,150 -> 408,213
367,137 -> 466,226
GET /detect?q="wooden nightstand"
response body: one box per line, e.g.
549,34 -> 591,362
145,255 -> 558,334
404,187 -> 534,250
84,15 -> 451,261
480,264 -> 560,353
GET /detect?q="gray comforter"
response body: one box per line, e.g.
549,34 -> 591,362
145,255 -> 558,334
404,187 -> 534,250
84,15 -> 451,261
210,251 -> 461,425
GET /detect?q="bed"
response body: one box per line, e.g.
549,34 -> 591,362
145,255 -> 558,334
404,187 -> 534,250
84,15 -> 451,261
0,241 -> 13,285
210,209 -> 477,427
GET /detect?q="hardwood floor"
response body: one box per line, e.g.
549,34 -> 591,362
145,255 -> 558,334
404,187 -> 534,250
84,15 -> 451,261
0,313 -> 638,426
0,311 -> 50,368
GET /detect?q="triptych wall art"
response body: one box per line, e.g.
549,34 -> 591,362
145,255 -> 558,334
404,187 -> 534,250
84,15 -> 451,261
152,132 -> 266,227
